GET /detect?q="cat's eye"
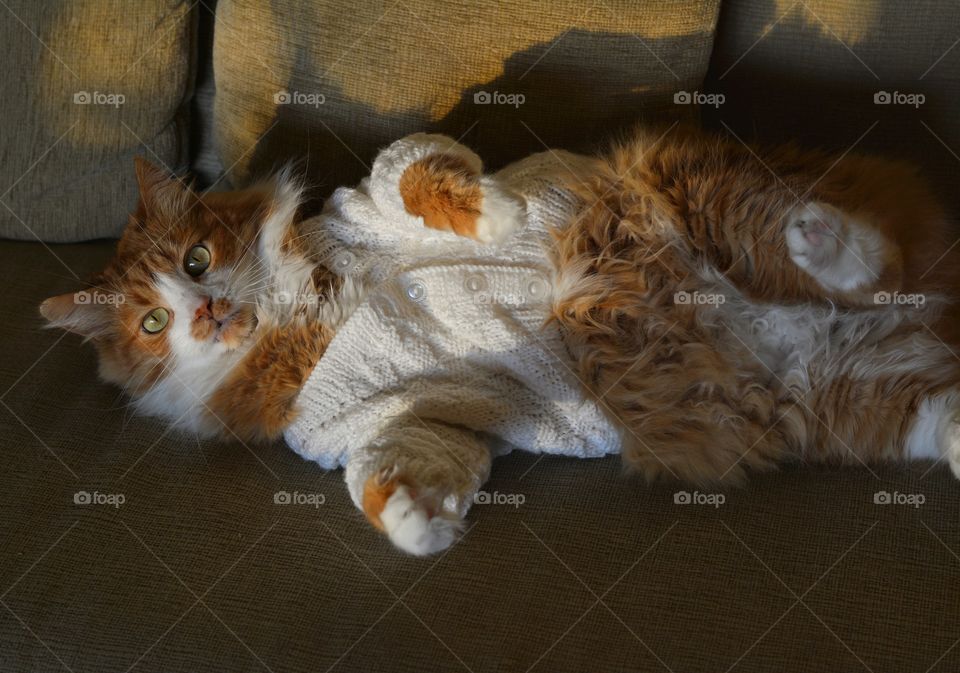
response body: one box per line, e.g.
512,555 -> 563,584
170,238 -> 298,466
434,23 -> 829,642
184,244 -> 211,276
142,307 -> 169,334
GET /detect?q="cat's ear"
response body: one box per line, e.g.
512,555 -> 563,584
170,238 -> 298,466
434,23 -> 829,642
39,291 -> 116,339
133,157 -> 187,223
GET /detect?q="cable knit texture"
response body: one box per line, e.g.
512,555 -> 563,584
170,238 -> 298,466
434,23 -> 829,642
283,134 -> 622,515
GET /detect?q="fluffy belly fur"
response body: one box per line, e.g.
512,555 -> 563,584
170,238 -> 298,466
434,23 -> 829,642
552,126 -> 960,484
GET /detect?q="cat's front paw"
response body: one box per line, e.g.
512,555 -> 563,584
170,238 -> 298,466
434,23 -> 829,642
362,467 -> 462,555
786,202 -> 885,292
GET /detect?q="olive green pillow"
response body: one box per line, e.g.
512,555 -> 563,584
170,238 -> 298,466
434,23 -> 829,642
0,0 -> 196,242
213,0 -> 722,193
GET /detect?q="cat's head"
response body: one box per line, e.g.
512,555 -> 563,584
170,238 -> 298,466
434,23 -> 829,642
40,158 -> 319,433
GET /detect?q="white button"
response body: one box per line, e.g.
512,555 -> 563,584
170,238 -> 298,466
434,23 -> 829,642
464,273 -> 488,293
406,280 -> 427,301
333,251 -> 356,274
526,277 -> 548,301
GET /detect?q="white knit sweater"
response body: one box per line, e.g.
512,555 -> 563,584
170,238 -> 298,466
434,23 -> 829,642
283,134 -> 622,514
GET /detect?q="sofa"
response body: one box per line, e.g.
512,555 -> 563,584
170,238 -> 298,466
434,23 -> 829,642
3,1 -> 960,670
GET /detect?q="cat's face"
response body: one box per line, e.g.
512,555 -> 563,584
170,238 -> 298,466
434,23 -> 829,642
40,159 -> 309,429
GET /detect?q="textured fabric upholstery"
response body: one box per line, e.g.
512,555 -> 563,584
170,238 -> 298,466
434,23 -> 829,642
704,0 -> 960,213
0,0 -> 196,241
212,0 -> 722,196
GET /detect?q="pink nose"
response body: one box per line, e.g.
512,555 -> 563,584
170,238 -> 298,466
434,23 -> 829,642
195,296 -> 214,321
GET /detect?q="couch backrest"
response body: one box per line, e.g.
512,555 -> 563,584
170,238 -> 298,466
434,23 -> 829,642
210,0 -> 722,198
704,0 -> 960,214
0,0 -> 196,242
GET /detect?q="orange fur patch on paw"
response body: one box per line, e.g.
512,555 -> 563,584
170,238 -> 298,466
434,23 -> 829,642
398,154 -> 483,239
362,471 -> 401,532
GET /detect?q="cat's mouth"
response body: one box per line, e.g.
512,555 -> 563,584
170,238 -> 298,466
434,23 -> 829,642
191,296 -> 257,349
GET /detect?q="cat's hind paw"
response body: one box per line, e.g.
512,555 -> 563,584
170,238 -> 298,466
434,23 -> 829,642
362,468 -> 462,555
786,201 -> 885,293
381,484 -> 462,555
940,416 -> 960,481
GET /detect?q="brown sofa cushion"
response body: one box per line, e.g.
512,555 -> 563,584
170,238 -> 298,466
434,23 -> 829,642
705,0 -> 960,214
0,0 -> 196,242
212,0 -> 722,194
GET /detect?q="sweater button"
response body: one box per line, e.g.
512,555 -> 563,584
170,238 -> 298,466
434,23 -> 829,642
406,280 -> 426,301
463,273 -> 488,293
526,277 -> 548,302
333,251 -> 356,275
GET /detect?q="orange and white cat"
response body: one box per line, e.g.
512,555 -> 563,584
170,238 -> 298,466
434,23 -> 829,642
40,126 -> 960,554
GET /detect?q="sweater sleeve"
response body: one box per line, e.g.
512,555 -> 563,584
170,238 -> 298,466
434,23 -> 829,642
343,416 -> 493,519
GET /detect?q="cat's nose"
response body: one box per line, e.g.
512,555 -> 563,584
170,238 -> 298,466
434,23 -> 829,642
194,296 -> 214,321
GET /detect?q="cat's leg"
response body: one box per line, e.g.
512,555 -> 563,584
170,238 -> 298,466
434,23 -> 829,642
397,152 -> 524,244
906,390 -> 960,478
785,201 -> 896,294
792,325 -> 960,472
348,419 -> 492,555
610,333 -> 960,483
798,381 -> 960,474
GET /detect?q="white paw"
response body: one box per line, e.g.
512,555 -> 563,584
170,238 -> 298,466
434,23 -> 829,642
473,178 -> 525,244
786,202 -> 885,292
941,417 -> 960,480
380,484 -> 462,555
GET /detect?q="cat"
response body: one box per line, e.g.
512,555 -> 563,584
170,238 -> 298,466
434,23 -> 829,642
40,125 -> 960,554
554,125 -> 960,484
